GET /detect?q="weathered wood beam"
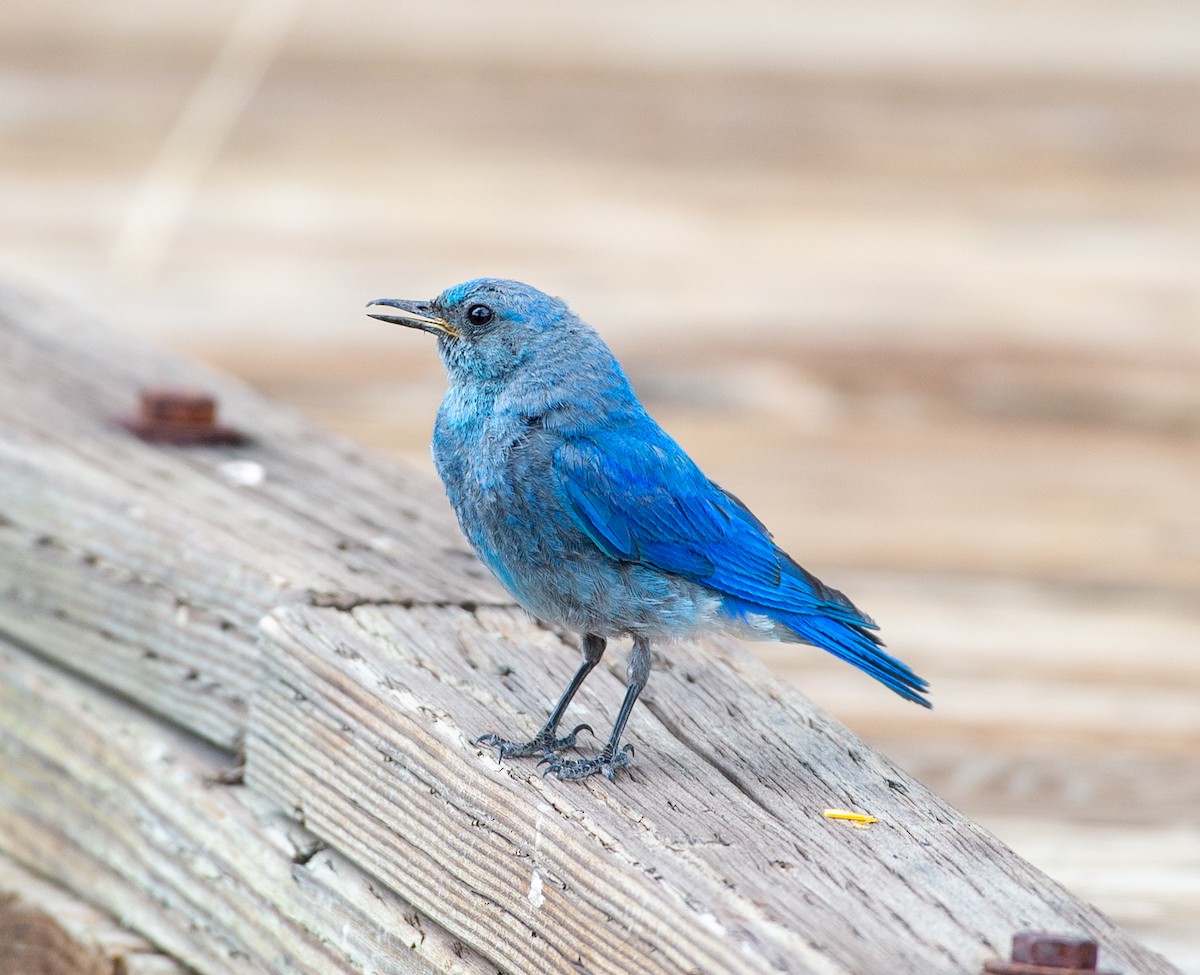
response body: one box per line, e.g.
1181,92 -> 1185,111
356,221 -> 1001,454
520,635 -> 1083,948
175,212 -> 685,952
0,633 -> 498,975
250,603 -> 1180,975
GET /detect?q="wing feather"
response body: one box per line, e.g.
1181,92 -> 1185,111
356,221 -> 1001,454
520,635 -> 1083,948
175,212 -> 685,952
555,434 -> 872,627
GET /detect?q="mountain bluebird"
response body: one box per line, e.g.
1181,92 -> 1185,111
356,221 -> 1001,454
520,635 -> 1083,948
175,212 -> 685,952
368,279 -> 929,781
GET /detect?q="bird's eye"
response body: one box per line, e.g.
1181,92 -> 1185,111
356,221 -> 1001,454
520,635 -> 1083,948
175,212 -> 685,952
466,303 -> 495,327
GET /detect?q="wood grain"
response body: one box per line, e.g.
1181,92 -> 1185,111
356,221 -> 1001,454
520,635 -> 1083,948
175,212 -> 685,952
250,603 -> 1181,975
0,634 -> 498,975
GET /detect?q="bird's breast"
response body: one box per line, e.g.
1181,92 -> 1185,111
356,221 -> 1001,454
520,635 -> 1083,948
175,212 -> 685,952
430,383 -> 719,638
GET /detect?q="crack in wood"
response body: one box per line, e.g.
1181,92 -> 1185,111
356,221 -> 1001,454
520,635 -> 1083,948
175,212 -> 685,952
309,593 -> 517,613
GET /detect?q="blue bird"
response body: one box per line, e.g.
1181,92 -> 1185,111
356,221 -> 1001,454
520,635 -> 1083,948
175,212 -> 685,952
368,279 -> 930,781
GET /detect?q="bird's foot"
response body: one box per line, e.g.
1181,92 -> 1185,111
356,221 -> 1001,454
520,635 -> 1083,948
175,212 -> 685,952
538,744 -> 634,782
476,723 -> 593,760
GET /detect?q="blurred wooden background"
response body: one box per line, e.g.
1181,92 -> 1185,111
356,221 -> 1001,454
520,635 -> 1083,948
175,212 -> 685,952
2,1 -> 1198,969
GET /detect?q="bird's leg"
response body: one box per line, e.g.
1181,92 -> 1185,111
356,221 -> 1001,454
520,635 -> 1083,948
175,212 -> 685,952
476,633 -> 605,760
540,636 -> 650,782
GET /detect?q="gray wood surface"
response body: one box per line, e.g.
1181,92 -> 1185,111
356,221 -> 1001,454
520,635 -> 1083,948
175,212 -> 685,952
0,635 -> 495,975
0,283 -> 1183,974
253,603 -> 1180,975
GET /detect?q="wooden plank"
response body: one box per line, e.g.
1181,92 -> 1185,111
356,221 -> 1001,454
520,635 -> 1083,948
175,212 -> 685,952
0,634 -> 498,975
0,280 -> 506,748
249,602 -> 1182,975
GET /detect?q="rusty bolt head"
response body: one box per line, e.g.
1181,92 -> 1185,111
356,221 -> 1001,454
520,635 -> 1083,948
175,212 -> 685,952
121,388 -> 243,445
1012,932 -> 1099,970
140,389 -> 216,427
983,931 -> 1120,975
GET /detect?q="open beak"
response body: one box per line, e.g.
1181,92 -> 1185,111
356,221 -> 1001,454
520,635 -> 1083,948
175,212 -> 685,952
366,298 -> 459,338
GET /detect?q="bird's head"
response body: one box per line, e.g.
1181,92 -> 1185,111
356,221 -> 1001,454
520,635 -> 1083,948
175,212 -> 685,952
368,278 -> 575,384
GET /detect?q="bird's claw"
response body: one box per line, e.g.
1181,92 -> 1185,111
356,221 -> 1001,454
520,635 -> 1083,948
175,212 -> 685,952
476,723 -> 594,760
538,744 -> 634,782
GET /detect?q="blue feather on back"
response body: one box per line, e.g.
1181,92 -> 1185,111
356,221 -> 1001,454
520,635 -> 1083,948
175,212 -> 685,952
557,428 -> 930,707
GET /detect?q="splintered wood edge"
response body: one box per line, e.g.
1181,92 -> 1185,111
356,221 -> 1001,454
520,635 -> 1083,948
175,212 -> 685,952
0,635 -> 498,975
247,603 -> 1183,975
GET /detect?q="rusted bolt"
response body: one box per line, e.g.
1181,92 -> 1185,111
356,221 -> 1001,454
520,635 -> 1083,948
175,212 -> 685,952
121,388 -> 243,445
983,932 -> 1119,975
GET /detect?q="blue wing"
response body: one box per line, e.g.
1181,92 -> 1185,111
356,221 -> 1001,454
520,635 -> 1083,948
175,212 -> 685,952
556,430 -> 930,707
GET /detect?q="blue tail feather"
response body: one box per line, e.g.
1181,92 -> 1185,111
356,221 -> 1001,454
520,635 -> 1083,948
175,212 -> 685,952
724,596 -> 931,708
